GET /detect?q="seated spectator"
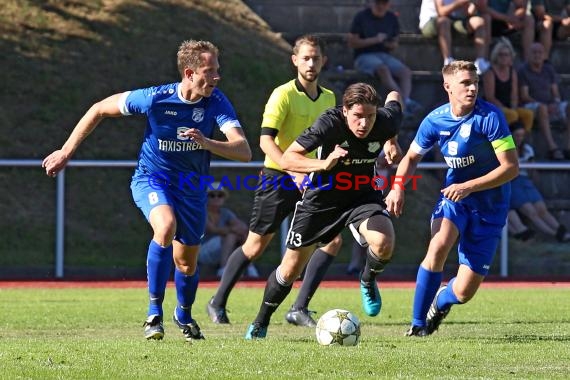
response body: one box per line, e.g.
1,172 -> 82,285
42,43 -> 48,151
483,37 -> 534,131
198,183 -> 258,278
531,0 -> 570,59
480,0 -> 536,61
418,0 -> 491,74
509,123 -> 570,241
508,209 -> 536,240
519,42 -> 570,160
348,0 -> 423,117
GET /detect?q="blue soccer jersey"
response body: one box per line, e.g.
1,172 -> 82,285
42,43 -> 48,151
410,98 -> 513,218
118,82 -> 241,190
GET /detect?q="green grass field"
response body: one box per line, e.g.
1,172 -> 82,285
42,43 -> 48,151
1,284 -> 569,379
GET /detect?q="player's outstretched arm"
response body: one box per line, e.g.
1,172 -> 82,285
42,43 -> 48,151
281,142 -> 347,173
42,93 -> 124,177
441,149 -> 519,202
183,126 -> 252,162
385,149 -> 422,217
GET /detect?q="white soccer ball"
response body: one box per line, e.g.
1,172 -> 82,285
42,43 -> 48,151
315,309 -> 361,346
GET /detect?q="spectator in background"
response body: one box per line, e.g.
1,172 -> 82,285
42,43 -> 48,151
198,183 -> 257,278
531,0 -> 570,59
509,123 -> 570,241
481,0 -> 535,61
519,42 -> 570,160
508,209 -> 536,240
348,0 -> 423,117
418,0 -> 491,74
483,37 -> 534,131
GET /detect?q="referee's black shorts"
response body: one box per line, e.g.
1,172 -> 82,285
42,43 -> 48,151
249,168 -> 302,235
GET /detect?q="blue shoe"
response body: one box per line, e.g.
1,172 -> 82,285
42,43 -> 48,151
245,323 -> 267,340
360,279 -> 381,316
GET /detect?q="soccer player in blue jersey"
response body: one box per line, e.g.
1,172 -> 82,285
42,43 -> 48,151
385,60 -> 519,336
42,40 -> 252,341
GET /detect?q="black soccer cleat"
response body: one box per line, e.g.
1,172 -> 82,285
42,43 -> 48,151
206,297 -> 230,324
143,314 -> 164,340
285,306 -> 317,327
172,313 -> 205,342
426,285 -> 451,334
405,325 -> 428,337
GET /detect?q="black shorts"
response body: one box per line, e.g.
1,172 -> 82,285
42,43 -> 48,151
491,19 -> 517,37
286,191 -> 391,248
249,168 -> 302,235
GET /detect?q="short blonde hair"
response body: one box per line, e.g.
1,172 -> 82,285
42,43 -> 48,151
442,60 -> 477,77
177,40 -> 219,77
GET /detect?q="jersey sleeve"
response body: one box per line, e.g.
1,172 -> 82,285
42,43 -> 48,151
377,100 -> 402,138
118,87 -> 154,115
213,92 -> 242,134
410,117 -> 437,155
295,113 -> 331,153
261,87 -> 288,132
483,108 -> 515,152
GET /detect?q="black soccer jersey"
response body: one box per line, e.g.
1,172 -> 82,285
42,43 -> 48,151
295,101 -> 401,208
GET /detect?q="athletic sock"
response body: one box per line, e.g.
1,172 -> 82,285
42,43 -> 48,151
254,267 -> 293,326
411,266 -> 442,327
174,267 -> 199,324
211,246 -> 251,308
293,248 -> 334,309
360,247 -> 389,283
436,277 -> 461,310
146,240 -> 173,317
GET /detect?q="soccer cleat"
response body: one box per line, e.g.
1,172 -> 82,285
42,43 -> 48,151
172,313 -> 205,342
426,285 -> 451,334
285,306 -> 317,327
405,325 -> 428,337
360,279 -> 382,316
244,323 -> 267,340
206,297 -> 230,324
143,314 -> 164,340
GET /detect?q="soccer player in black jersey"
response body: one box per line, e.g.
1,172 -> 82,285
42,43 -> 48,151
245,83 -> 403,339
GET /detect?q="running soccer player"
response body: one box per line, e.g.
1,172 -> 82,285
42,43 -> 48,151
245,83 -> 403,339
207,34 -> 343,328
385,60 -> 519,336
42,40 -> 252,341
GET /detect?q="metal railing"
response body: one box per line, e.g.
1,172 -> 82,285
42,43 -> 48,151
2,159 -> 570,278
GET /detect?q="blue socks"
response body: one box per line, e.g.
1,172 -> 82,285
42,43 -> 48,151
174,267 -> 200,324
436,277 -> 461,310
411,266 -> 442,327
146,240 -> 173,317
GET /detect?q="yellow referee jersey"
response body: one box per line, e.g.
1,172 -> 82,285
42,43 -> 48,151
262,79 -> 335,170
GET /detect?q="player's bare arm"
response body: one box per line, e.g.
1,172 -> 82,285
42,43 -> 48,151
260,133 -> 306,186
42,93 -> 124,177
383,137 -> 402,165
441,149 -> 519,202
385,149 -> 423,217
281,142 -> 348,173
181,126 -> 252,162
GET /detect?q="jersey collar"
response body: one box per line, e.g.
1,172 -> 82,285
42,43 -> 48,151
295,79 -> 322,101
177,82 -> 203,104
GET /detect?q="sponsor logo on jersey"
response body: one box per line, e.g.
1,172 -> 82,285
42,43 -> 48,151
158,138 -> 202,152
339,141 -> 350,148
448,141 -> 458,155
367,142 -> 381,153
440,130 -> 451,135
340,158 -> 377,165
176,127 -> 190,141
459,123 -> 472,138
192,108 -> 205,123
443,155 -> 475,168
165,110 -> 178,116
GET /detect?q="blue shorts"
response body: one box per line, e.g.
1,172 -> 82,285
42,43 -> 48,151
432,198 -> 507,276
510,176 -> 543,209
354,52 -> 408,77
130,174 -> 207,246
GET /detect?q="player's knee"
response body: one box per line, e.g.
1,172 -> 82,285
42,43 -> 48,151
453,288 -> 475,303
175,262 -> 197,276
367,238 -> 393,261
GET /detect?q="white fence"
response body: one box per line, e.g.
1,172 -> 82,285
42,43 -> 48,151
2,159 -> 570,279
